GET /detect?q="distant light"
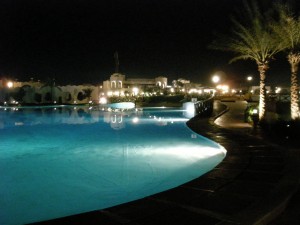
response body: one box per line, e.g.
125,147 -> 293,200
7,81 -> 13,88
216,84 -> 229,93
99,97 -> 107,104
247,76 -> 253,81
74,101 -> 77,104
53,101 -> 57,104
132,87 -> 139,95
252,109 -> 258,114
212,75 -> 220,83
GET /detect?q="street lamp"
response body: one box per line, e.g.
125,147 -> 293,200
212,75 -> 220,84
247,76 -> 253,81
7,81 -> 13,88
246,76 -> 253,94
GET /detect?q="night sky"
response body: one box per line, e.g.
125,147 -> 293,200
0,0 -> 297,86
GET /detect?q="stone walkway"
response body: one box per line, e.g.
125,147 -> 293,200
30,100 -> 300,225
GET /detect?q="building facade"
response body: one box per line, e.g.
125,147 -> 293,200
102,73 -> 168,96
0,73 -> 168,104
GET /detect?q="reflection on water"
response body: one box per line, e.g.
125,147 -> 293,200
0,106 -> 194,130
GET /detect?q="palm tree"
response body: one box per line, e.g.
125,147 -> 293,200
271,4 -> 300,120
210,2 -> 283,120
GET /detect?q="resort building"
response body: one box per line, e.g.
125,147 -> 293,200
102,73 -> 168,97
0,74 -> 168,104
0,78 -> 101,105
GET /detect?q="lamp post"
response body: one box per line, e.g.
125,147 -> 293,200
212,75 -> 220,96
246,75 -> 253,94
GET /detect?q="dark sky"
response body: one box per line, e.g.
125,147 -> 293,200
0,0 -> 297,86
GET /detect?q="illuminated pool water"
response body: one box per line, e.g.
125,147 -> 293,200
0,106 -> 226,225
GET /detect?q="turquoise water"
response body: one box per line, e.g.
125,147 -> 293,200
0,106 -> 226,225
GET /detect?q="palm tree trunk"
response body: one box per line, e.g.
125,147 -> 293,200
258,63 -> 269,120
288,53 -> 300,120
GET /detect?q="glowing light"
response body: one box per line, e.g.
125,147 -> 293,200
74,101 -> 77,104
275,87 -> 281,94
188,89 -> 197,94
212,75 -> 220,83
99,97 -> 108,104
132,87 -> 139,96
132,117 -> 139,123
216,84 -> 229,93
247,76 -> 253,81
170,88 -> 174,93
7,81 -> 13,88
107,91 -> 113,96
252,109 -> 258,114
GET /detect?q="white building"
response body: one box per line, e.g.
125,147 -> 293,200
0,78 -> 101,105
102,73 -> 167,96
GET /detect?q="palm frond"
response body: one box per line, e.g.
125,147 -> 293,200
209,1 -> 282,65
270,2 -> 300,51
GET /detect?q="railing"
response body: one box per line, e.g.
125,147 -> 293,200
194,96 -> 214,117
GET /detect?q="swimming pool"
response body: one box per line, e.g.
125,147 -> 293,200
0,106 -> 226,225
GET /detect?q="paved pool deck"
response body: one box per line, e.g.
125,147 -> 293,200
30,100 -> 300,225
